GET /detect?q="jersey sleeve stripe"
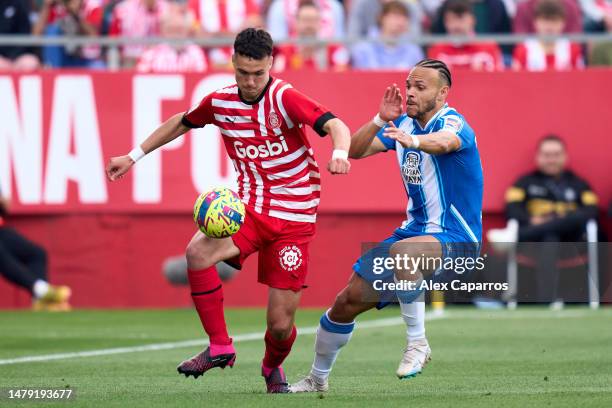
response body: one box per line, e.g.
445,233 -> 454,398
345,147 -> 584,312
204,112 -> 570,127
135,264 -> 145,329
313,112 -> 335,137
276,84 -> 295,129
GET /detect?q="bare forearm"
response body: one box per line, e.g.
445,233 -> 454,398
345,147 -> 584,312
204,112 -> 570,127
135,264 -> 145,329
324,118 -> 351,152
414,131 -> 459,155
140,113 -> 190,154
349,122 -> 380,159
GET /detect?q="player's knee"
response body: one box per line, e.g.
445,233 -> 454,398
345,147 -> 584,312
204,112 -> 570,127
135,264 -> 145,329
185,240 -> 213,269
267,318 -> 293,339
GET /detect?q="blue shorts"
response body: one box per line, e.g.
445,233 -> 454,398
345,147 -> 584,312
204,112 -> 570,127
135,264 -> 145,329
353,228 -> 481,308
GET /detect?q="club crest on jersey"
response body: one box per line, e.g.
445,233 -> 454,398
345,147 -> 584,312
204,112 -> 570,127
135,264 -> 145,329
402,152 -> 422,185
268,111 -> 282,129
279,245 -> 303,272
443,116 -> 462,133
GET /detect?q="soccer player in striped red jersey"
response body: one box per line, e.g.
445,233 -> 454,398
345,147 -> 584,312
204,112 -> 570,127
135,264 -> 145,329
105,28 -> 351,393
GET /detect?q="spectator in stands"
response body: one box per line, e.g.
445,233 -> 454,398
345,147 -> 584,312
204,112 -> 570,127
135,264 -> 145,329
109,0 -> 169,68
514,0 -> 583,33
351,0 -> 424,69
428,0 -> 505,71
0,0 -> 40,71
188,0 -> 262,70
513,0 -> 584,70
431,0 -> 512,34
33,0 -> 105,68
488,135 -> 599,305
0,188 -> 72,311
347,0 -> 423,38
136,2 -> 207,72
580,0 -> 612,31
273,0 -> 348,71
266,0 -> 345,41
590,12 -> 612,64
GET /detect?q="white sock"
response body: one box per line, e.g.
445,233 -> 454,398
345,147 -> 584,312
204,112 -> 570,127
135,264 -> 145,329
399,300 -> 426,343
311,311 -> 354,381
32,280 -> 50,299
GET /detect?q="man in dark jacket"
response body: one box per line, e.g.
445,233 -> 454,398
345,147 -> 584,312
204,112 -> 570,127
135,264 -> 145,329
488,135 -> 599,304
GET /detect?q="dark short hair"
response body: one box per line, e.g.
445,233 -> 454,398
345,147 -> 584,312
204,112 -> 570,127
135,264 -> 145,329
443,0 -> 474,17
381,1 -> 410,18
234,28 -> 274,60
534,0 -> 566,20
415,59 -> 452,87
538,134 -> 566,149
297,0 -> 318,12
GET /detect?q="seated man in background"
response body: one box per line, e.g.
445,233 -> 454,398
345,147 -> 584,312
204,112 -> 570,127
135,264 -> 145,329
0,189 -> 72,311
488,135 -> 599,305
136,1 -> 208,73
0,0 -> 40,71
351,0 -> 424,70
512,0 -> 584,71
273,0 -> 348,71
428,0 -> 504,71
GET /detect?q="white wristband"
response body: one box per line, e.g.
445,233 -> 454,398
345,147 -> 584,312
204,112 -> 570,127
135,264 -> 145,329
410,134 -> 420,149
372,113 -> 386,128
128,146 -> 145,162
332,149 -> 349,160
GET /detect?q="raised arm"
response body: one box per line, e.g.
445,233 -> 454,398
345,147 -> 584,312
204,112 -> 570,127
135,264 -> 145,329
349,84 -> 403,159
382,123 -> 461,155
106,112 -> 190,181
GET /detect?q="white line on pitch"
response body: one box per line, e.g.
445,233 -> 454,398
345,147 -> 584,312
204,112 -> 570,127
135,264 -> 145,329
0,308 -> 599,366
0,315 -> 440,366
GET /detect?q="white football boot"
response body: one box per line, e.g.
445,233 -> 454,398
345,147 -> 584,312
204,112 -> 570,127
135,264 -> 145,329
396,338 -> 432,379
289,374 -> 329,393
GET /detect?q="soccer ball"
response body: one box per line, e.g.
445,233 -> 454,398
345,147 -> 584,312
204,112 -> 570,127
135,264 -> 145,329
193,187 -> 245,238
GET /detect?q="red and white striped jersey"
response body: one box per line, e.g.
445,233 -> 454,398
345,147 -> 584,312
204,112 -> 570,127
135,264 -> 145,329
182,77 -> 335,223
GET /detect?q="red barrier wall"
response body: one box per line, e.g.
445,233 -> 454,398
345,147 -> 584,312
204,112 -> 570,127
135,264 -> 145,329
1,70 -> 611,308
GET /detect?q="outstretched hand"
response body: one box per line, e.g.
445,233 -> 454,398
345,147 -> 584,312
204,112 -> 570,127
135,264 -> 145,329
379,84 -> 403,122
383,121 -> 414,148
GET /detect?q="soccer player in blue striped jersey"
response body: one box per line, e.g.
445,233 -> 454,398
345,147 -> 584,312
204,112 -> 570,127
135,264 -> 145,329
291,59 -> 483,392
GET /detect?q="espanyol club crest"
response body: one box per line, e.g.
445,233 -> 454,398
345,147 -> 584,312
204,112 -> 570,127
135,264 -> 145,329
402,152 -> 422,185
268,111 -> 282,129
279,245 -> 303,271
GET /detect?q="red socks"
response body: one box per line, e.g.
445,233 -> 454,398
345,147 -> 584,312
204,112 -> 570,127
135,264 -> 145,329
188,267 -> 232,350
262,325 -> 297,374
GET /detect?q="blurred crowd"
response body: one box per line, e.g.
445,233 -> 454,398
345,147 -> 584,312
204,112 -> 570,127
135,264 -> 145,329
1,0 -> 611,72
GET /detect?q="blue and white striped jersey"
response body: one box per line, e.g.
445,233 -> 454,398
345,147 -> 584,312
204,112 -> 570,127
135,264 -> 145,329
376,104 -> 483,242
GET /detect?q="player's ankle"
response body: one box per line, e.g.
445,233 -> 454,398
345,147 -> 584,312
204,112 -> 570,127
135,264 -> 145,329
209,341 -> 235,356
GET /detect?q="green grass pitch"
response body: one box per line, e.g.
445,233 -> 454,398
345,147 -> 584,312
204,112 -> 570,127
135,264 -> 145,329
1,307 -> 611,407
